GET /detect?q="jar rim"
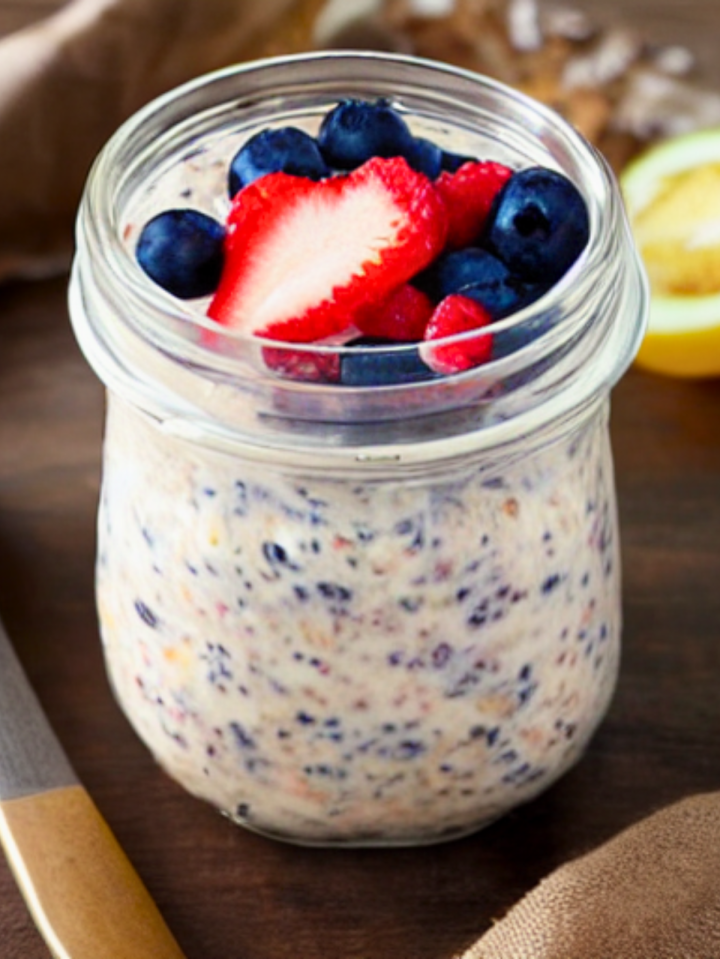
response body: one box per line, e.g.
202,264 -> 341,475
71,50 -> 649,463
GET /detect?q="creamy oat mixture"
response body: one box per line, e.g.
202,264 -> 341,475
97,393 -> 620,844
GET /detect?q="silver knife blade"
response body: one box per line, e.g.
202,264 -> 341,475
0,614 -> 78,800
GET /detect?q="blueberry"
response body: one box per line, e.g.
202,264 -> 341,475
490,314 -> 555,360
440,150 -> 475,172
405,137 -> 444,179
486,167 -> 590,284
339,336 -> 436,386
417,248 -> 545,319
318,99 -> 416,170
228,127 -> 330,196
135,209 -> 225,299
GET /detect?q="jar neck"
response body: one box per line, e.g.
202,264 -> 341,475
70,52 -> 648,463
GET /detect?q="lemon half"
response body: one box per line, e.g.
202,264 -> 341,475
621,127 -> 720,377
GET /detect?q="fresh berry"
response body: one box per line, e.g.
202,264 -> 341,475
262,345 -> 341,383
491,314 -> 555,360
421,294 -> 493,374
135,209 -> 225,299
355,284 -> 434,341
340,336 -> 436,386
435,161 -> 513,249
406,137 -> 444,179
417,247 -> 541,318
228,127 -> 330,196
318,98 -> 416,170
440,149 -> 476,173
486,167 -> 590,284
208,157 -> 448,342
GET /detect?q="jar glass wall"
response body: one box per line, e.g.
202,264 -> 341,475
69,52 -> 647,845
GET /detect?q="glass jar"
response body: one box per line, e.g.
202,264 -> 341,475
69,52 -> 647,846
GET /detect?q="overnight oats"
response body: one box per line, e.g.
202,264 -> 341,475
69,52 -> 648,845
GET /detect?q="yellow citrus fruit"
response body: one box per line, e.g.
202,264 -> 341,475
621,127 -> 720,377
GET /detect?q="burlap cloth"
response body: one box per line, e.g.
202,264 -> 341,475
1,2 -> 719,956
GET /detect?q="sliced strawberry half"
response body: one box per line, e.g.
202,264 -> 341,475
208,157 -> 448,342
435,160 -> 513,250
421,294 -> 493,374
355,283 -> 434,341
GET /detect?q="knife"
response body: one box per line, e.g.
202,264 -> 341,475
0,614 -> 187,959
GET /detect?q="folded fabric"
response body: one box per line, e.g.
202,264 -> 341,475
0,0 -> 322,282
463,791 -> 720,959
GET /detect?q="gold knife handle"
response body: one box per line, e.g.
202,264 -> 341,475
0,784 -> 187,959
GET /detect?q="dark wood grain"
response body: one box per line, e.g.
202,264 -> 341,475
2,2 -> 720,958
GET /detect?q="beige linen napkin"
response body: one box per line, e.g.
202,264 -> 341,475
1,1 -> 720,956
463,792 -> 720,958
0,0 -> 324,281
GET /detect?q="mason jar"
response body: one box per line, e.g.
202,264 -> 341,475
68,52 -> 647,846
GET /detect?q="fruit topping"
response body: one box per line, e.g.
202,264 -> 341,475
440,150 -> 476,173
490,315 -> 555,360
355,283 -> 434,341
419,247 -> 546,320
228,127 -> 330,196
340,336 -> 436,386
405,137 -> 444,179
132,97 -> 592,386
262,345 -> 341,383
435,160 -> 513,249
318,98 -> 417,171
486,166 -> 590,284
421,294 -> 493,374
135,209 -> 225,299
208,156 -> 448,342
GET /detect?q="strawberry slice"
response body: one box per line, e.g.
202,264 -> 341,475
261,345 -> 341,383
421,294 -> 493,374
435,161 -> 513,250
208,157 -> 448,342
355,283 -> 434,341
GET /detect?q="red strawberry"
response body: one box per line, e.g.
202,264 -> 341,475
435,161 -> 513,250
208,157 -> 448,342
262,345 -> 340,383
421,294 -> 493,374
355,283 -> 434,341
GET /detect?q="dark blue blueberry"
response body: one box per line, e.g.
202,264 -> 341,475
486,167 -> 590,284
405,137 -> 443,178
228,127 -> 329,195
230,722 -> 256,750
542,573 -> 561,594
134,600 -> 158,628
135,209 -> 225,299
318,99 -> 415,170
339,336 -> 436,387
394,740 -> 426,760
417,248 -> 545,322
263,541 -> 288,565
317,582 -> 352,602
440,149 -> 475,172
490,312 -> 556,360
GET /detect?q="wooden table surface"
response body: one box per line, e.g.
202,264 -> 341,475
1,1 -> 720,957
